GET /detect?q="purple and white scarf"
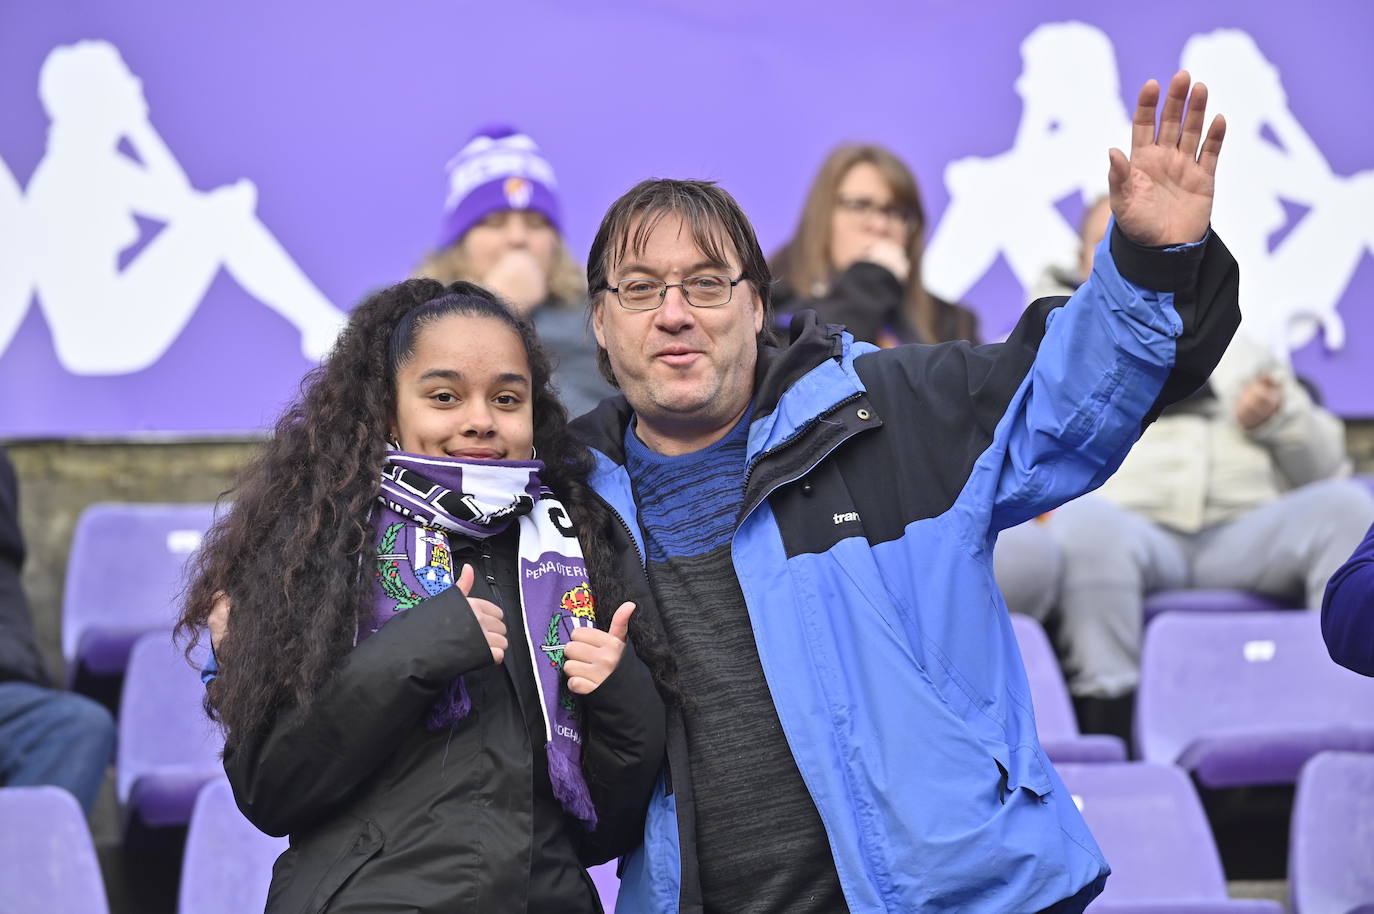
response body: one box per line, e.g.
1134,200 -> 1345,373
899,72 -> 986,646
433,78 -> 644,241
361,451 -> 598,826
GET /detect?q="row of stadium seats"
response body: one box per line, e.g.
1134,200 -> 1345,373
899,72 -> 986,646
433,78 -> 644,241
0,779 -> 284,914
1067,752 -> 1374,912
6,752 -> 1368,913
0,778 -> 620,914
47,499 -> 1374,913
1016,611 -> 1374,787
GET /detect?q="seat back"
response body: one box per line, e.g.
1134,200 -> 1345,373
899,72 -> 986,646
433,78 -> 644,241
1010,613 -> 1079,740
1138,612 -> 1374,775
1057,762 -> 1227,903
179,778 -> 288,914
0,786 -> 110,914
1290,751 -> 1374,914
117,632 -> 224,827
1143,588 -> 1299,624
62,502 -> 217,684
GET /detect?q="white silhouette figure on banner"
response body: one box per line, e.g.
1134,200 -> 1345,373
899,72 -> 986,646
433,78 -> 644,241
0,157 -> 31,357
1181,29 -> 1373,358
924,22 -> 1130,303
11,40 -> 344,375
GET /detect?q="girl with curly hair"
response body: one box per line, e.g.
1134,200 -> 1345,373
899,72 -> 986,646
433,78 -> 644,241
177,279 -> 664,913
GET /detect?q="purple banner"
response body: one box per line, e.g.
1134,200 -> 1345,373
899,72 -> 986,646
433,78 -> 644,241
2,0 -> 1371,435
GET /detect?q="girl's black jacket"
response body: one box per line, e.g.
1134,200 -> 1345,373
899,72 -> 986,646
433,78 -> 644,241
223,525 -> 666,914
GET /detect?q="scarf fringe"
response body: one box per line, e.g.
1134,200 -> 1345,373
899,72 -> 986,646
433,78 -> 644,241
547,742 -> 598,828
428,681 -> 598,828
426,677 -> 472,730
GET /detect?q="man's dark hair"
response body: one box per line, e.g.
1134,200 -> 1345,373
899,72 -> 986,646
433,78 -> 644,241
586,179 -> 778,386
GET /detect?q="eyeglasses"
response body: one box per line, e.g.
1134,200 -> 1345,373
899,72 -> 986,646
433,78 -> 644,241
604,274 -> 744,311
835,195 -> 915,226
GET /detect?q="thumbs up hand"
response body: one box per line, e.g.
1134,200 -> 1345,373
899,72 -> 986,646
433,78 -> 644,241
458,564 -> 508,665
561,602 -> 637,695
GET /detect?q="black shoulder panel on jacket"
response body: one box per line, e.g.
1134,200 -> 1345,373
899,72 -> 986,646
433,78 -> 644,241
769,298 -> 1063,558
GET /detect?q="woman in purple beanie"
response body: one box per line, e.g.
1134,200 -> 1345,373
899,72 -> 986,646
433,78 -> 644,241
177,279 -> 665,912
415,126 -> 614,417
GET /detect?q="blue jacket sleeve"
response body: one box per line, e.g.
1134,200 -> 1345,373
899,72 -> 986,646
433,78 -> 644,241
1322,521 -> 1374,676
989,221 -> 1240,529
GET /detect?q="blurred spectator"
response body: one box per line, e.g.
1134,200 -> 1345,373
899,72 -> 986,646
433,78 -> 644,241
1030,196 -> 1113,303
1322,520 -> 1374,676
771,144 -> 980,346
414,125 -> 613,417
1043,200 -> 1374,732
772,143 -> 1060,621
0,446 -> 115,815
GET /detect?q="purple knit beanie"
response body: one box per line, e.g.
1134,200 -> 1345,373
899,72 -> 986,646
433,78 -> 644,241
437,125 -> 561,250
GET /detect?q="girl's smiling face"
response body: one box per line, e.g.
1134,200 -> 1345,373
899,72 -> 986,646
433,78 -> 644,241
391,313 -> 534,461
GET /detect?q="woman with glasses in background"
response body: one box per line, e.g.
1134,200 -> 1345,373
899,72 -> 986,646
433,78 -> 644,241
771,144 -> 981,346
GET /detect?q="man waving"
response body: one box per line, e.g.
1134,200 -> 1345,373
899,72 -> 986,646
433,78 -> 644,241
575,72 -> 1234,912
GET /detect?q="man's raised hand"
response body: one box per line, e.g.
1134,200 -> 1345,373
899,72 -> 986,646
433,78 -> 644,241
1109,70 -> 1226,247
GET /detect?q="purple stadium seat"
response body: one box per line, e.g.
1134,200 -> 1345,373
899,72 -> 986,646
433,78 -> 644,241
1289,751 -> 1374,914
0,786 -> 110,914
178,778 -> 288,914
1055,763 -> 1282,914
62,502 -> 217,687
1010,614 -> 1127,762
1138,612 -> 1374,788
117,632 -> 224,829
1143,589 -> 1300,624
588,860 -> 619,911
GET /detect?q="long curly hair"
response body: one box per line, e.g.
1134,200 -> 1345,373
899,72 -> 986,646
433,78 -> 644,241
177,279 -> 653,746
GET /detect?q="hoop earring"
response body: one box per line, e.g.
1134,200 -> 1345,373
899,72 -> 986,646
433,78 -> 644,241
388,435 -> 400,450
530,446 -> 538,460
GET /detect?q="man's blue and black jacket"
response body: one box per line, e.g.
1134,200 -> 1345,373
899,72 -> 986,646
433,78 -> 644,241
572,222 -> 1240,913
